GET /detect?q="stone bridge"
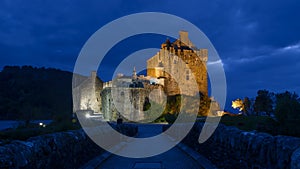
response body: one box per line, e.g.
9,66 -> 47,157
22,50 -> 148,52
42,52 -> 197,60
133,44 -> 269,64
1,123 -> 300,169
84,124 -> 215,169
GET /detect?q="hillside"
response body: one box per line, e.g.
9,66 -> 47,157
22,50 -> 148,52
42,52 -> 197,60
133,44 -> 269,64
0,66 -> 77,120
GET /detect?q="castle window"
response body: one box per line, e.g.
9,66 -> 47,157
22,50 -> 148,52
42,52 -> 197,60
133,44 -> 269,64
186,70 -> 189,80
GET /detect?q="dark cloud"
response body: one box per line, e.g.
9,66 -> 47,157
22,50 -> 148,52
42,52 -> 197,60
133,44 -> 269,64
0,0 -> 299,109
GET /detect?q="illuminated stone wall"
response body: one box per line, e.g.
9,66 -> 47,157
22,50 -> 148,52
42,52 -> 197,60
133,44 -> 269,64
74,72 -> 166,121
101,83 -> 165,121
73,71 -> 103,114
147,31 -> 208,96
101,87 -> 146,121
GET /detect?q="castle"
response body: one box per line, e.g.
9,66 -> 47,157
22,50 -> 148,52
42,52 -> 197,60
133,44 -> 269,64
73,31 -> 214,121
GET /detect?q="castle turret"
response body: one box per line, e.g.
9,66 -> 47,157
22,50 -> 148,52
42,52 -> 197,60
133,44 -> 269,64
179,31 -> 188,44
132,66 -> 137,79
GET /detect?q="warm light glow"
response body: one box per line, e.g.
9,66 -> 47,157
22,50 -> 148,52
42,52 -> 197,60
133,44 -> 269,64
232,99 -> 243,111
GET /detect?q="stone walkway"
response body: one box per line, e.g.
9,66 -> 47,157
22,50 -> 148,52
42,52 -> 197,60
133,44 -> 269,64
95,124 -> 204,169
96,146 -> 203,169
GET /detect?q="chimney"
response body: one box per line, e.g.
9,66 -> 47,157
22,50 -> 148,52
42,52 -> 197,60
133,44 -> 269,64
179,31 -> 189,46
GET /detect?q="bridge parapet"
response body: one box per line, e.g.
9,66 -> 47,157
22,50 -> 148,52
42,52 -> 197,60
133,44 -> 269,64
183,122 -> 300,169
0,123 -> 137,169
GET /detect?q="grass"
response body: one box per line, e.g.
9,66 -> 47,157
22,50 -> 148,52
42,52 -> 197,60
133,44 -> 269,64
0,120 -> 81,141
220,115 -> 279,134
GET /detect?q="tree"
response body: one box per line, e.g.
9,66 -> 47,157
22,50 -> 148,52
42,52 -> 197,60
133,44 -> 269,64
275,91 -> 300,124
143,98 -> 164,122
198,92 -> 211,116
243,97 -> 251,115
143,97 -> 151,111
163,94 -> 181,115
0,66 -> 73,121
254,90 -> 273,116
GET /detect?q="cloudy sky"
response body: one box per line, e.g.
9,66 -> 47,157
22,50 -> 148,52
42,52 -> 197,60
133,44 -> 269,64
0,0 -> 299,110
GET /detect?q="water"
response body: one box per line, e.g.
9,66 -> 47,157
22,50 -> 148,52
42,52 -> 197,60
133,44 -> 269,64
0,120 -> 52,131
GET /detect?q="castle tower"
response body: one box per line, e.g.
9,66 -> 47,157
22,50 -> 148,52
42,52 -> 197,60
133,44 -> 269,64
147,31 -> 208,96
179,31 -> 191,48
132,66 -> 137,79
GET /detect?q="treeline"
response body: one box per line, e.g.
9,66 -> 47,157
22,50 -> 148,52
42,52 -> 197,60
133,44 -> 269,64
0,65 -> 74,121
232,89 -> 300,124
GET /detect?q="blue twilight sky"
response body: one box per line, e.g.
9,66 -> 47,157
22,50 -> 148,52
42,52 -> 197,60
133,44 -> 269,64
0,0 -> 300,110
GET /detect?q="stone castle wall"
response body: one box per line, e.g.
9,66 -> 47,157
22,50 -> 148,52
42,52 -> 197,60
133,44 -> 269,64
73,71 -> 103,114
101,85 -> 165,121
147,31 -> 208,96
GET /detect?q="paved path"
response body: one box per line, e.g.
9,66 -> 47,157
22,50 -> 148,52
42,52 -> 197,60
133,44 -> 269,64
95,124 -> 204,169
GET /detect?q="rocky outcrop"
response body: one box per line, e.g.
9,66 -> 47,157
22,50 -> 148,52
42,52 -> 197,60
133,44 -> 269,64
0,124 -> 138,169
183,123 -> 300,169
